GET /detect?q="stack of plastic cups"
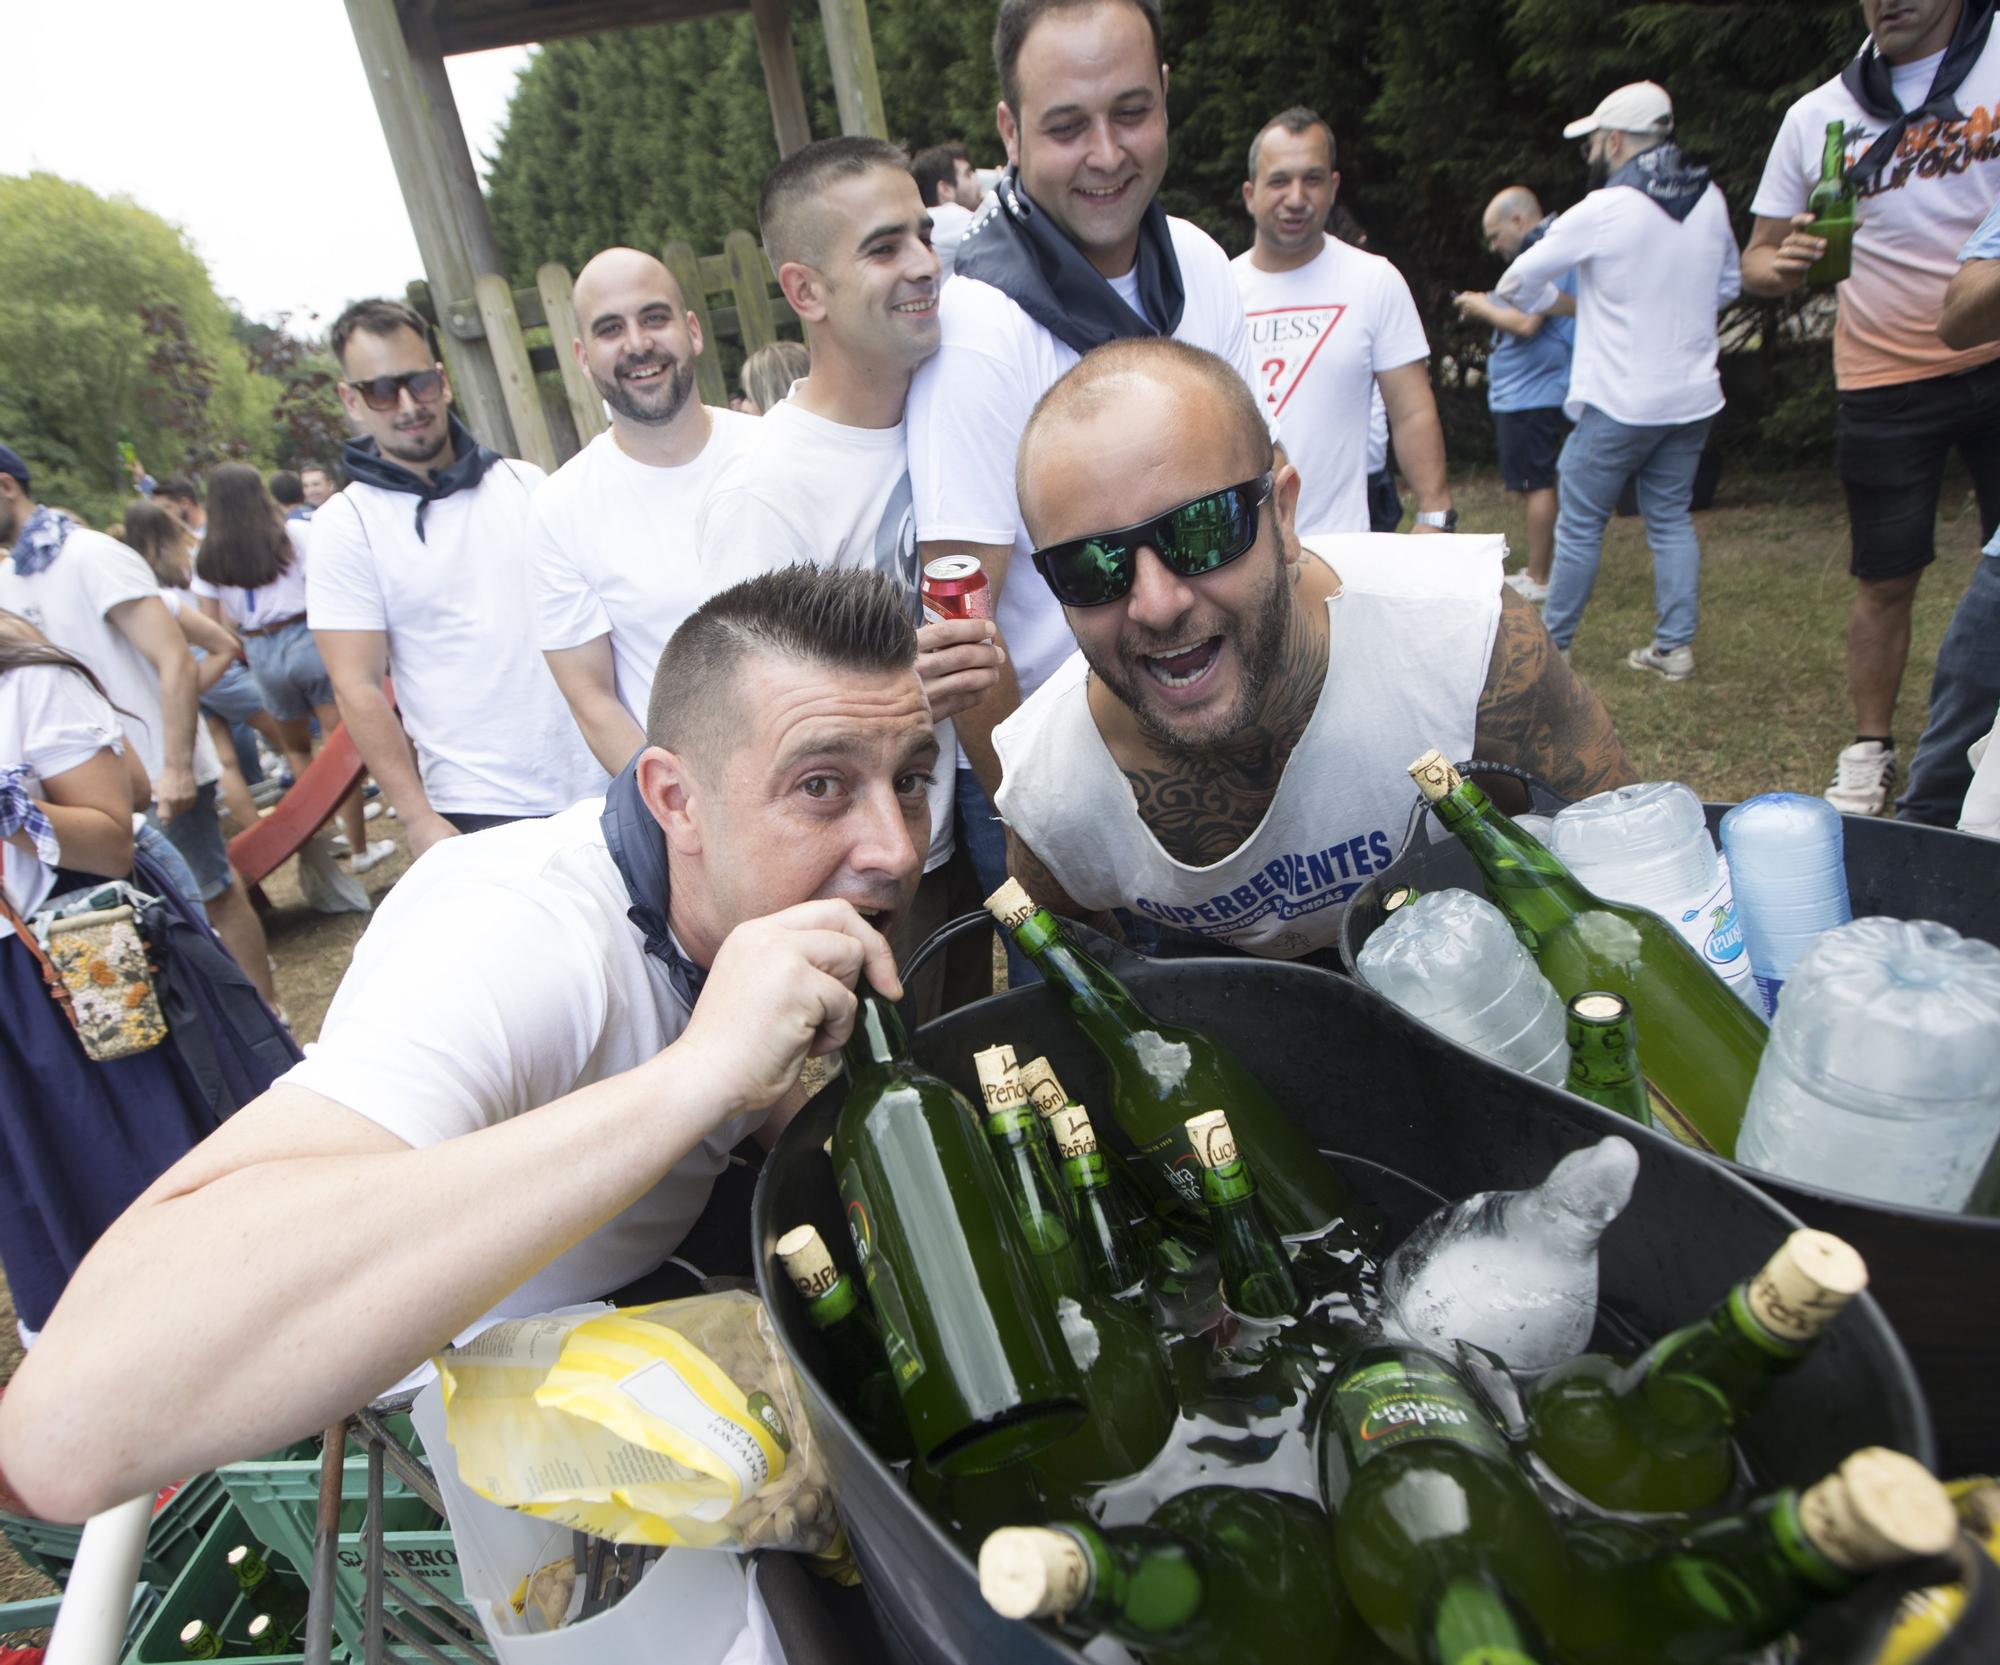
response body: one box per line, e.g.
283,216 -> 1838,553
1356,888 -> 1569,1084
1737,918 -> 2000,1210
1547,782 -> 1759,1011
1718,794 -> 1853,1016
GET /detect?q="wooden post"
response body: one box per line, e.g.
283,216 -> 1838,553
817,0 -> 889,139
475,274 -> 558,472
724,230 -> 779,357
536,262 -> 608,448
344,0 -> 517,453
662,239 -> 730,408
749,0 -> 813,158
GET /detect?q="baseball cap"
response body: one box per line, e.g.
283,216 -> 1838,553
1563,82 -> 1674,141
0,444 -> 28,489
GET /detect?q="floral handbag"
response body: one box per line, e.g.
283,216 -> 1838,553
1,885 -> 169,1061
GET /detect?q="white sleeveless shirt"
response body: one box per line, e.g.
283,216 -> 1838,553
994,533 -> 1504,958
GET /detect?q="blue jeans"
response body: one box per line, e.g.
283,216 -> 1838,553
955,767 -> 1035,987
1544,406 -> 1714,651
1898,553 -> 2000,827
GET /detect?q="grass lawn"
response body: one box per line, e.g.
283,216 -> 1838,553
1447,464 -> 1984,805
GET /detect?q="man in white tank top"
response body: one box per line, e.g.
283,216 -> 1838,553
995,339 -> 1636,958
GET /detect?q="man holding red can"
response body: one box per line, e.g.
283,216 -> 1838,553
696,137 -> 1004,1011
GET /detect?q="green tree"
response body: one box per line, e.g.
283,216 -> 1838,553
0,172 -> 277,527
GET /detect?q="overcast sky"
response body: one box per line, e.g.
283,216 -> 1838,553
1,2 -> 530,333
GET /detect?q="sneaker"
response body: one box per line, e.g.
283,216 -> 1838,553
1626,643 -> 1695,681
1505,571 -> 1550,604
1824,740 -> 1898,817
364,800 -> 385,821
330,830 -> 350,852
350,838 -> 398,875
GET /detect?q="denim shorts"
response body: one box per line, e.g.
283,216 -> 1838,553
152,781 -> 233,903
198,658 -> 269,726
244,619 -> 335,722
1493,406 -> 1569,494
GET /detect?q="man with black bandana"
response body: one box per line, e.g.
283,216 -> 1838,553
906,0 -> 1267,914
0,566 -> 931,1524
308,299 -> 600,860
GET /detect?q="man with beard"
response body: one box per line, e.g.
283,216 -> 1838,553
1494,83 -> 1739,682
906,0 -> 1266,915
309,300 -> 600,860
532,250 -> 761,774
996,339 -> 1635,959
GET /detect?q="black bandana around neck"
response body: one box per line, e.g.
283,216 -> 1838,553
953,165 -> 1186,357
601,751 -> 708,1010
1841,0 -> 1998,187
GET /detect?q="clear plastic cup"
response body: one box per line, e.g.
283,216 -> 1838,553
1719,794 -> 1853,1015
1550,782 -> 1718,915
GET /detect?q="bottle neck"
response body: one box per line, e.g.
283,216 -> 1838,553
1642,1282 -> 1807,1426
1821,122 -> 1846,178
1067,1522 -> 1206,1641
1433,781 -> 1594,946
839,982 -> 910,1078
1427,1577 -> 1546,1665
1011,907 -> 1154,1040
1684,1488 -> 1854,1604
808,1273 -> 863,1331
1065,1155 -> 1147,1293
1206,1160 -> 1301,1319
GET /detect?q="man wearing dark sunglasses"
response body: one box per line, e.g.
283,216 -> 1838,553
995,339 -> 1635,960
309,300 -> 601,860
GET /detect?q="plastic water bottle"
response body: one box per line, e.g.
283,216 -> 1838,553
1719,794 -> 1853,1015
1357,888 -> 1568,1084
1380,1136 -> 1640,1372
1548,782 -> 1758,1011
1737,919 -> 2000,1211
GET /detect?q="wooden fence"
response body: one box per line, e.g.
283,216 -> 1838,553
407,229 -> 801,471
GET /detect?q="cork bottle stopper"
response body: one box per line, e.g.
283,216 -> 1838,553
1383,887 -> 1420,915
974,1045 -> 1027,1112
1185,1109 -> 1238,1167
985,877 -> 1035,929
1018,1056 -> 1069,1119
1799,1448 -> 1957,1570
1745,1229 -> 1869,1343
1408,750 -> 1462,802
226,1544 -> 252,1570
180,1622 -> 208,1647
1050,1104 -> 1098,1159
247,1617 -> 274,1642
1570,992 -> 1629,1024
775,1224 -> 839,1299
979,1527 -> 1090,1620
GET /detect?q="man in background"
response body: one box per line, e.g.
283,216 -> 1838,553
269,470 -> 312,523
154,477 -> 205,540
299,462 -> 338,510
910,142 -> 984,277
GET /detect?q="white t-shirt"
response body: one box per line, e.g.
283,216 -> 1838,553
697,393 -> 954,871
190,521 -> 313,631
1751,41 -> 2000,389
0,530 -> 222,792
994,533 -> 1504,958
929,201 -> 975,278
908,215 -> 1267,705
0,663 -> 126,932
1499,180 -> 1741,427
1231,236 -> 1431,535
530,413 -> 761,740
306,459 -> 603,818
283,800 -> 766,1321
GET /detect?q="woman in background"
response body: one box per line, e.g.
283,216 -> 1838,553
740,340 -> 811,415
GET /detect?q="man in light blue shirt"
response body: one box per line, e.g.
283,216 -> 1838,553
1457,187 -> 1577,604
1903,192 -> 2000,828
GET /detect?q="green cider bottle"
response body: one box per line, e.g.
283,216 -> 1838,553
1186,1110 -> 1301,1321
1805,119 -> 1857,287
177,1619 -> 224,1660
829,979 -> 1084,1475
226,1542 -> 308,1631
986,879 -> 1373,1241
1563,991 -> 1649,1124
1566,1447 -> 1958,1665
1408,752 -> 1767,1158
978,1486 -> 1363,1665
1528,1228 -> 1868,1515
775,1222 -> 914,1461
1319,1341 -> 1569,1663
1049,1102 -> 1151,1300
246,1613 -> 292,1656
976,1051 -> 1179,1488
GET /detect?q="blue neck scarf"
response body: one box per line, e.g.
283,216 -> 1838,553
9,505 -> 78,578
600,750 -> 709,1010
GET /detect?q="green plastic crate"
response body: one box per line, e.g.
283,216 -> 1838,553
0,1472 -> 226,1592
124,1500 -> 310,1664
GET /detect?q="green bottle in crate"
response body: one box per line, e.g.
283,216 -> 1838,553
177,1618 -> 224,1659
1048,1103 -> 1149,1301
246,1612 -> 292,1655
774,1221 -> 914,1461
1186,1110 -> 1301,1321
227,1541 -> 308,1631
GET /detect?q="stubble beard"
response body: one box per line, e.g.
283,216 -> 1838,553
598,355 -> 697,427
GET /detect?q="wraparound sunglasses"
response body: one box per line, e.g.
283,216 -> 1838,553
1029,474 -> 1273,607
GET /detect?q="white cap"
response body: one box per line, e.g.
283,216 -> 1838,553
1562,81 -> 1674,140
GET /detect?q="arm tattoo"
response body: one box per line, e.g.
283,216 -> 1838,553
1473,587 -> 1636,806
1006,828 -> 1121,940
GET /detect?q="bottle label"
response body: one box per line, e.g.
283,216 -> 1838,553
1335,1357 -> 1508,1467
837,1161 -> 925,1388
1134,1125 -> 1210,1213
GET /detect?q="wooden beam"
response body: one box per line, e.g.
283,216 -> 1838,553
434,0 -> 748,56
662,239 -> 730,407
344,0 -> 516,452
536,261 -> 608,447
724,229 -> 779,356
749,0 -> 813,157
476,273 -> 558,471
817,0 -> 887,139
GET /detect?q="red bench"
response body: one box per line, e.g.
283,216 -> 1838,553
226,685 -> 388,891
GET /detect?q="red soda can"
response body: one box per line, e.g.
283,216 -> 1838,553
921,555 -> 992,624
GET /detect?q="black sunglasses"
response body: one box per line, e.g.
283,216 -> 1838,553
1030,474 -> 1274,607
347,367 -> 446,412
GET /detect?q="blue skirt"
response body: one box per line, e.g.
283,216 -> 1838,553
0,930 -> 225,1330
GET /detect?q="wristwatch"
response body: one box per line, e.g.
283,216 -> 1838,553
1414,509 -> 1459,532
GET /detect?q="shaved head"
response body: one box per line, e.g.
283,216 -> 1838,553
758,136 -> 910,274
1017,339 -> 1271,544
573,247 -> 685,332
1481,187 -> 1545,259
1486,186 -> 1541,222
